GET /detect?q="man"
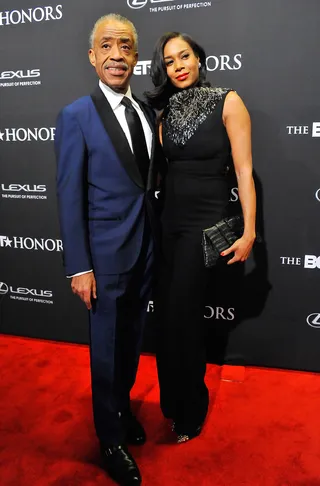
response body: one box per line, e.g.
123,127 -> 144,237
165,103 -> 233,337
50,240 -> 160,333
55,14 -> 163,486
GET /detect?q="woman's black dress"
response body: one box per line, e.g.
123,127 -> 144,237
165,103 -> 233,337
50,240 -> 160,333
156,86 -> 233,430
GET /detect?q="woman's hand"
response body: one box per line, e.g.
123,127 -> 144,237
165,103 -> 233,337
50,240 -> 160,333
221,234 -> 256,265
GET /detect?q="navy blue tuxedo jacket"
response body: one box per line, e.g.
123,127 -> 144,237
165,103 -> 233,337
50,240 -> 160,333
55,85 -> 163,276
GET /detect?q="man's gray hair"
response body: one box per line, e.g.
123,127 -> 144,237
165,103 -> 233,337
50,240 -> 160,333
89,13 -> 138,50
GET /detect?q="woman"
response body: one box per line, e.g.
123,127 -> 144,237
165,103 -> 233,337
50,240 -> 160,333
146,32 -> 256,443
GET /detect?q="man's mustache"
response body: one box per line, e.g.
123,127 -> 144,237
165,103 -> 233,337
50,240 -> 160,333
105,62 -> 129,71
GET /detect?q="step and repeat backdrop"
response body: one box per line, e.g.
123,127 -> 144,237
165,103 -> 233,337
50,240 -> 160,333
0,0 -> 319,371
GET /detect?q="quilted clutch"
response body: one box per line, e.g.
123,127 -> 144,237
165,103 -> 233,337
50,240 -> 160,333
202,215 -> 245,268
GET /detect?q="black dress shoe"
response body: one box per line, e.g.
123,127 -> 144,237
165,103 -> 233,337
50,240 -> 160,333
123,414 -> 146,446
101,445 -> 141,485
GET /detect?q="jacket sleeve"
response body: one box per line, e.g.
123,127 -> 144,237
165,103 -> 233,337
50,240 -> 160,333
55,107 -> 93,276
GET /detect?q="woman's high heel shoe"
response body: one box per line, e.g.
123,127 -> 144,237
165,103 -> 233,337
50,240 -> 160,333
172,421 -> 203,443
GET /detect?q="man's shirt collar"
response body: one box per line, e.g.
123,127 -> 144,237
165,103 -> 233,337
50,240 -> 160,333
99,80 -> 138,111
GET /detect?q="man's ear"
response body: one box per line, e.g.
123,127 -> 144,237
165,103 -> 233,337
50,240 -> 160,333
88,49 -> 96,67
133,51 -> 138,67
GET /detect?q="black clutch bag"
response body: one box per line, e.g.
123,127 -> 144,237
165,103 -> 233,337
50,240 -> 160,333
202,215 -> 245,268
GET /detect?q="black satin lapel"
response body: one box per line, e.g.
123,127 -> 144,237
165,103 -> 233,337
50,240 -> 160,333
133,96 -> 156,191
91,86 -> 144,189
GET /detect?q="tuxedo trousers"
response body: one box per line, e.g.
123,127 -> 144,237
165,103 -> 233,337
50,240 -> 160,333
89,227 -> 153,447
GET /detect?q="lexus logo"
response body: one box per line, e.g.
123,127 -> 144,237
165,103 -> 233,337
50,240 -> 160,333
1,184 -> 46,193
0,69 -> 40,80
0,282 -> 9,295
127,0 -> 177,8
306,313 -> 320,328
127,0 -> 148,8
0,280 -> 53,303
315,189 -> 320,202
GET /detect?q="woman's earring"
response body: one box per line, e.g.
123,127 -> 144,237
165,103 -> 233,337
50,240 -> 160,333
198,62 -> 201,68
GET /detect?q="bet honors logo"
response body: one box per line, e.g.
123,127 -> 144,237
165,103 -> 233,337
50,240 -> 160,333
0,127 -> 55,142
0,5 -> 63,26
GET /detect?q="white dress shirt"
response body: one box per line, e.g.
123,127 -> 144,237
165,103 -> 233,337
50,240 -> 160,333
69,81 -> 153,278
99,80 -> 153,158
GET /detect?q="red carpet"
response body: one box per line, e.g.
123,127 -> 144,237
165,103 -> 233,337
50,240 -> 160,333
1,335 -> 320,486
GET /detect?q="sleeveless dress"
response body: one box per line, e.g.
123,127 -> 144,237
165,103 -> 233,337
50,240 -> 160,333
156,86 -> 233,430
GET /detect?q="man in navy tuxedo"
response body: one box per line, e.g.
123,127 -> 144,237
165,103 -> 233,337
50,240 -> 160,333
55,14 -> 163,486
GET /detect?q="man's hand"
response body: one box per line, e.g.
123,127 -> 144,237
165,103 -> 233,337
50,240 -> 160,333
71,273 -> 97,310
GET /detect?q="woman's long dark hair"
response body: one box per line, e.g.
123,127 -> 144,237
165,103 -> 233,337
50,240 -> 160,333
145,32 -> 210,110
